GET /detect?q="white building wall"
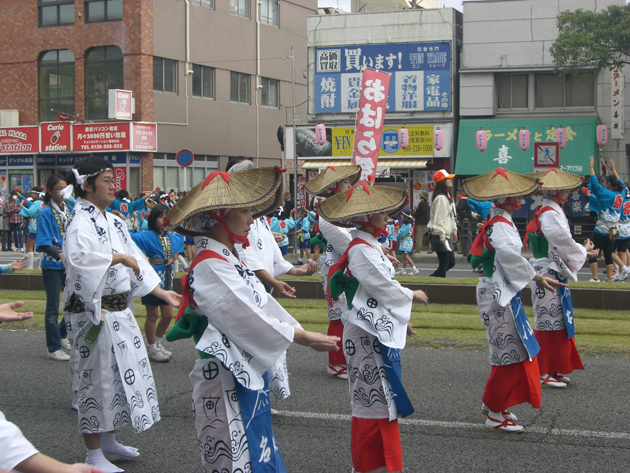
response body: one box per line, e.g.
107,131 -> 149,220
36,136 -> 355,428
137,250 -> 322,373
460,0 -> 629,178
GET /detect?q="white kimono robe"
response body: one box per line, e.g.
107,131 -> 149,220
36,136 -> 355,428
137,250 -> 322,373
240,216 -> 295,400
476,208 -> 536,366
319,218 -> 352,321
343,230 -> 414,421
63,198 -> 161,434
529,199 -> 586,331
188,237 -> 302,472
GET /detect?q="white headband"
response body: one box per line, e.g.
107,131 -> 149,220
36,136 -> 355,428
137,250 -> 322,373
72,168 -> 109,191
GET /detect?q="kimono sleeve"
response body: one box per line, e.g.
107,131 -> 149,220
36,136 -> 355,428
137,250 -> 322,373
63,214 -> 113,324
0,410 -> 39,471
490,222 -> 536,307
192,261 -> 298,369
35,207 -> 58,249
129,230 -> 151,254
540,211 -> 586,280
272,242 -> 293,277
120,222 -> 161,296
169,232 -> 185,254
319,219 -> 352,253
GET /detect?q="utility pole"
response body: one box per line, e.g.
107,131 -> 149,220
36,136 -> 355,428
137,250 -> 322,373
291,46 -> 298,214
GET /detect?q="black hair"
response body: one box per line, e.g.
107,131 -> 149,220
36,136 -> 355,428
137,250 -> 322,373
115,189 -> 130,200
402,213 -> 413,224
66,156 -> 113,199
44,173 -> 67,205
148,204 -> 170,232
225,156 -> 250,172
605,175 -> 625,193
432,179 -> 453,203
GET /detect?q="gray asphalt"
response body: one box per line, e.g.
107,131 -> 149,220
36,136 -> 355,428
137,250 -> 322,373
1,329 -> 628,472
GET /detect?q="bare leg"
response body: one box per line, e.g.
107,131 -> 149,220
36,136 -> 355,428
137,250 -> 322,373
606,264 -> 614,282
155,304 -> 174,339
589,261 -> 599,280
145,305 -> 159,345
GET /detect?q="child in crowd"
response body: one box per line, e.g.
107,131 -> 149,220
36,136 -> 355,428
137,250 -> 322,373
398,212 -> 419,275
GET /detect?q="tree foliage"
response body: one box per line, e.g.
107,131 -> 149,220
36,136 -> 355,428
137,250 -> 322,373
551,5 -> 630,76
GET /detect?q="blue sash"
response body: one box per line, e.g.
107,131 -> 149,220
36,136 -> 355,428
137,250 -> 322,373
234,373 -> 287,473
510,291 -> 540,360
379,341 -> 414,418
556,275 -> 575,339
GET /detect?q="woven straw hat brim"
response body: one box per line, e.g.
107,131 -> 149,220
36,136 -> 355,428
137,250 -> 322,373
304,165 -> 361,196
526,169 -> 583,192
318,185 -> 408,227
462,168 -> 540,201
166,167 -> 283,236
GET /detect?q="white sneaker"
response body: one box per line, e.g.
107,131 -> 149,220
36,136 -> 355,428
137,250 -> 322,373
148,346 -> 170,363
47,349 -> 70,361
60,338 -> 71,351
588,278 -> 601,283
157,343 -> 172,359
409,267 -> 419,275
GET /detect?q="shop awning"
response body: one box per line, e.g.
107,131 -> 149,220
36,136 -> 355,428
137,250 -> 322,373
455,117 -> 598,176
302,158 -> 429,169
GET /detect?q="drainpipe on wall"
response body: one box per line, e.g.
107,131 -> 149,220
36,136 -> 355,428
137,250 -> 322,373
255,0 -> 262,166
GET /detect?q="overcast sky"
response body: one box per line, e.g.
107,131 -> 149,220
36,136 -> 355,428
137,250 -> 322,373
318,0 -> 464,12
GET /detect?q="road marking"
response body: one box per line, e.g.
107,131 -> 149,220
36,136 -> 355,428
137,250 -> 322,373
277,410 -> 630,440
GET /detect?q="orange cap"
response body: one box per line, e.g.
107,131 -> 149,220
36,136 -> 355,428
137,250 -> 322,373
433,169 -> 455,183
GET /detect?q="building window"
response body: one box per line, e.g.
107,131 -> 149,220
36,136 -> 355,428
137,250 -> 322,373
85,0 -> 123,22
230,0 -> 250,19
230,72 -> 250,104
39,0 -> 74,27
192,65 -> 214,99
261,77 -> 279,108
261,0 -> 278,26
85,46 -> 124,119
39,50 -> 75,122
497,74 -> 528,110
535,73 -> 595,109
191,0 -> 214,8
153,57 -> 178,94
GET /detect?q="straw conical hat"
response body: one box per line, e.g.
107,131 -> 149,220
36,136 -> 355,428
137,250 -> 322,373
304,165 -> 361,196
462,168 -> 540,201
526,168 -> 583,192
166,166 -> 284,236
317,184 -> 408,227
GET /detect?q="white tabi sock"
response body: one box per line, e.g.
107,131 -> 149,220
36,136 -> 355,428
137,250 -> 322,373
26,252 -> 34,270
85,447 -> 125,472
487,409 -> 505,422
100,432 -> 140,457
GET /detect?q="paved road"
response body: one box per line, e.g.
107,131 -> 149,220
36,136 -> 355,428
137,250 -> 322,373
1,330 -> 628,472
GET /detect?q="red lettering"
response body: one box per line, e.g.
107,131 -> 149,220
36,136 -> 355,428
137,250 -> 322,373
623,201 -> 630,216
613,195 -> 623,210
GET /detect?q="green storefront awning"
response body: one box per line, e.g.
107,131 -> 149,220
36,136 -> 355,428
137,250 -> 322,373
455,117 -> 598,176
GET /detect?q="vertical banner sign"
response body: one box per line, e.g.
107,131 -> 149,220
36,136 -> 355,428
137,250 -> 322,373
297,176 -> 307,209
611,68 -> 624,140
113,167 -> 127,192
351,69 -> 391,185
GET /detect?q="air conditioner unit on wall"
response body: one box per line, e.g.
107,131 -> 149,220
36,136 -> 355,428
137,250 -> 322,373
0,110 -> 19,127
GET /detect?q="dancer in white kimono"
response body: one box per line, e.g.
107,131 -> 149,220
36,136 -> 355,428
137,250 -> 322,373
318,184 -> 428,473
63,156 -> 180,473
229,160 -> 318,402
525,169 -> 595,388
463,168 -> 566,433
164,166 -> 339,473
304,166 -> 361,380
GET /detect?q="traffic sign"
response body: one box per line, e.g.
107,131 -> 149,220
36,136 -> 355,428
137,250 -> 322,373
176,149 -> 194,167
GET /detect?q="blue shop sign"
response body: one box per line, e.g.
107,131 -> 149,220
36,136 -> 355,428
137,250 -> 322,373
56,152 -> 128,166
315,42 -> 451,114
37,155 -> 56,166
8,155 -> 34,166
0,156 -> 6,166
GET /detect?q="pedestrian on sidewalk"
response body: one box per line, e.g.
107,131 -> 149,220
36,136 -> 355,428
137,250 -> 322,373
36,173 -> 73,362
428,170 -> 457,277
63,156 -> 180,473
463,168 -> 566,433
0,176 -> 10,251
318,184 -> 428,473
164,165 -> 339,473
6,191 -> 24,252
525,169 -> 596,389
305,165 -> 361,380
414,190 -> 430,253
